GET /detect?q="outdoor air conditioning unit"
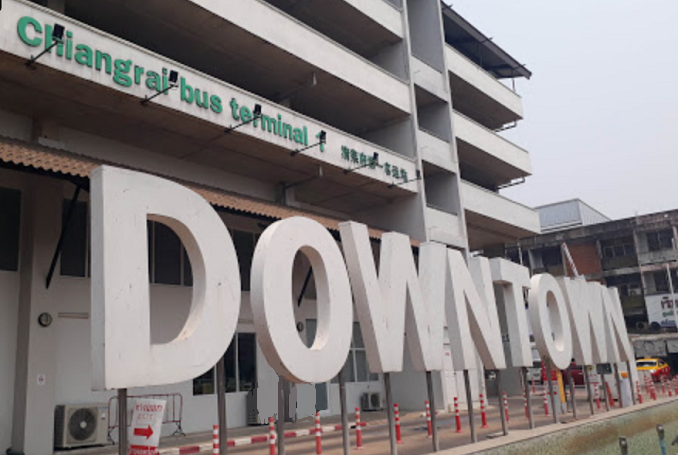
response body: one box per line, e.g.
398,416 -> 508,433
360,392 -> 382,411
54,404 -> 108,449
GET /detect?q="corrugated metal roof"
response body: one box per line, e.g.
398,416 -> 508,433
0,136 -> 398,243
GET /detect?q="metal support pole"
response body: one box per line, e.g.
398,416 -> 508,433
658,424 -> 668,455
545,361 -> 558,424
522,367 -> 534,429
496,370 -> 508,436
584,365 -> 595,415
425,371 -> 439,452
463,370 -> 477,442
384,373 -> 397,455
384,373 -> 398,455
666,261 -> 678,331
118,388 -> 128,455
614,364 -> 624,408
567,367 -> 577,420
277,376 -> 285,455
627,361 -> 637,405
601,371 -> 610,411
216,357 -> 228,455
338,370 -> 350,455
46,184 -> 81,289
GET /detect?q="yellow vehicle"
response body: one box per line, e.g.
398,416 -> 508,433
636,358 -> 671,382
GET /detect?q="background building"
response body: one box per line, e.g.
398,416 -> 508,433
536,199 -> 610,233
0,0 -> 537,453
506,204 -> 678,369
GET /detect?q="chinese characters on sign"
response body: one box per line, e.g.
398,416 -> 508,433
341,146 -> 408,182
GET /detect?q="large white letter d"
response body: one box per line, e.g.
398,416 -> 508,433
91,166 -> 241,390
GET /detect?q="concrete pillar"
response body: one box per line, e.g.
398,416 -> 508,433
11,176 -> 63,455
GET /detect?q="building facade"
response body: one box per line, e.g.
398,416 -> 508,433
536,199 -> 610,234
0,0 -> 537,453
507,208 -> 678,331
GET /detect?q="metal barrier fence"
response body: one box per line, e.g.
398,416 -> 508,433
107,393 -> 185,443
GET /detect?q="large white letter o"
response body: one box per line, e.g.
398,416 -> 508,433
251,217 -> 353,383
528,274 -> 573,370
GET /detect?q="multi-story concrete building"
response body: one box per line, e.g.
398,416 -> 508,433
507,206 -> 678,332
0,0 -> 537,453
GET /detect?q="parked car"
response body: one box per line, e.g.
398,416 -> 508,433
540,361 -> 586,386
636,358 -> 671,382
527,360 -> 542,385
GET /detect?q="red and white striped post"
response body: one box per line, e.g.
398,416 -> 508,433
637,381 -> 643,404
523,392 -> 529,419
594,383 -> 601,411
543,389 -> 550,415
674,377 -> 678,395
425,401 -> 433,438
315,412 -> 322,455
212,425 -> 219,455
606,382 -> 614,407
394,403 -> 403,444
268,417 -> 276,455
479,394 -> 488,428
651,378 -> 657,401
355,407 -> 363,450
503,391 -> 510,423
662,379 -> 667,395
668,379 -> 673,397
454,397 -> 462,433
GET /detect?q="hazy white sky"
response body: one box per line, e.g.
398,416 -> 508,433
452,1 -> 678,220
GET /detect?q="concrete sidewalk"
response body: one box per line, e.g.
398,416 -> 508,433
66,387 -> 667,455
67,407 -> 416,455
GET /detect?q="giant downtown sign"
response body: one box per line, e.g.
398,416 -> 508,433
91,166 -> 635,390
2,1 -> 417,187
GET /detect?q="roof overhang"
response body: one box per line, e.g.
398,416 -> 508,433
440,2 -> 532,80
0,135 -> 419,245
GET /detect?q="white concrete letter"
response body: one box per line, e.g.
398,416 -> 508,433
528,274 -> 573,370
252,217 -> 353,383
447,250 -> 506,370
339,221 -> 446,373
91,166 -> 241,390
490,258 -> 532,367
602,286 -> 635,363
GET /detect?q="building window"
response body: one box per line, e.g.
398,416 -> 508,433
307,320 -> 378,384
647,230 -> 673,252
60,201 -> 192,286
541,247 -> 562,267
61,199 -> 89,277
601,237 -> 635,258
605,274 -> 642,297
193,333 -> 257,395
0,187 -> 21,271
653,270 -> 678,293
232,230 -> 257,291
149,221 -> 192,286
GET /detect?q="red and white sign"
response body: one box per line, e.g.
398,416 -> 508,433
129,398 -> 166,455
